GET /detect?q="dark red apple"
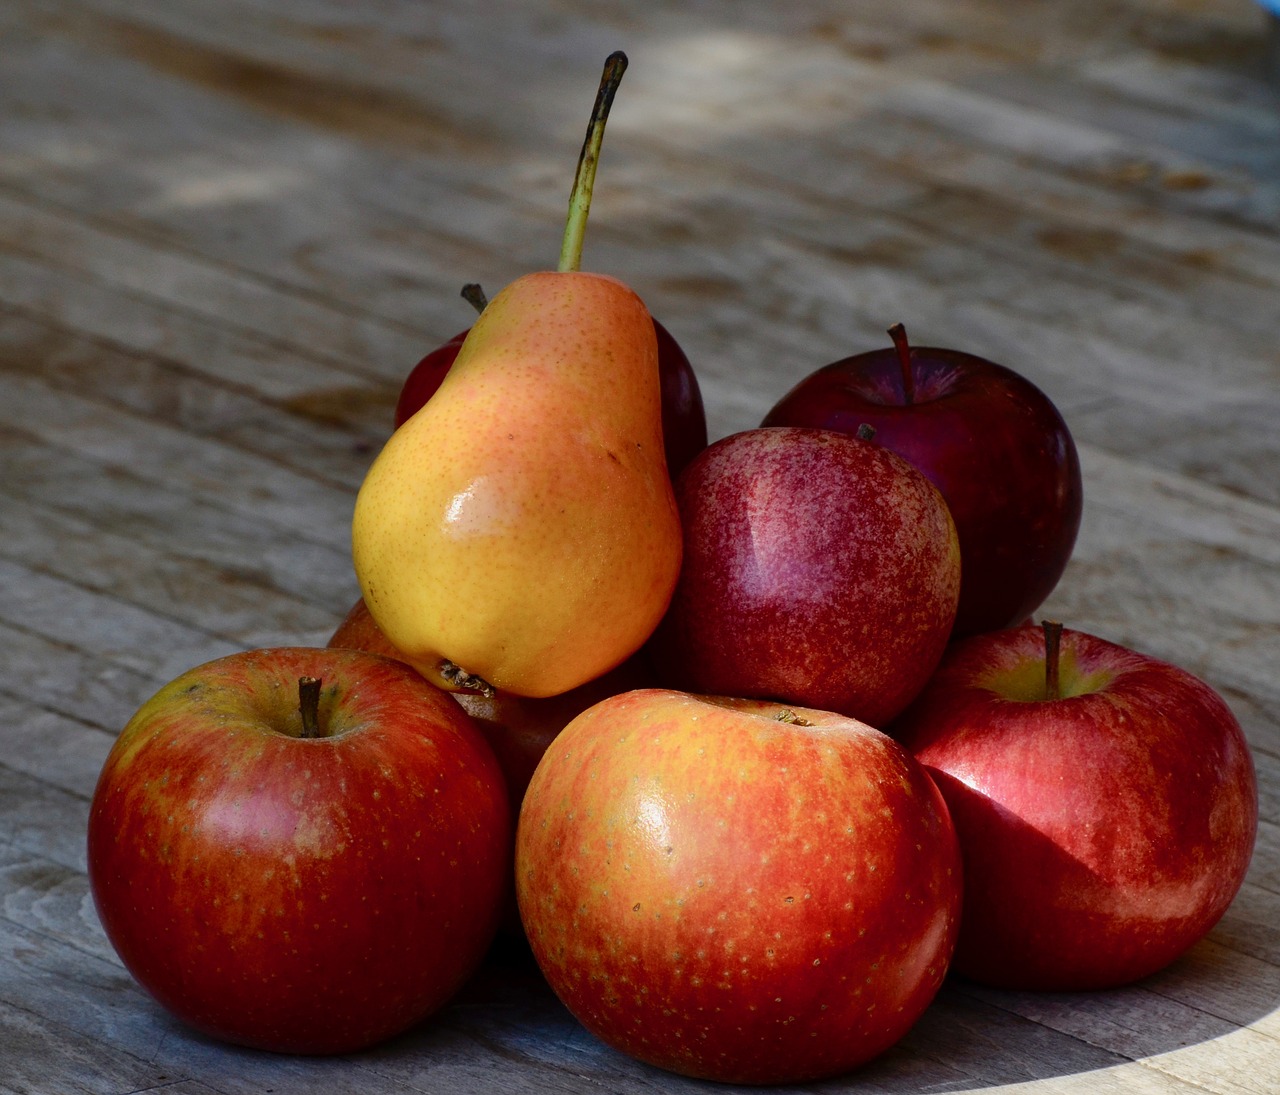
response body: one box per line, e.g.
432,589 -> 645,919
393,327 -> 469,428
516,688 -> 963,1085
648,426 -> 960,728
762,324 -> 1082,636
86,647 -> 511,1054
394,291 -> 708,476
892,621 -> 1258,990
328,596 -> 655,808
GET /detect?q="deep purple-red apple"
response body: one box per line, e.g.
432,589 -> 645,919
395,314 -> 708,476
762,325 -> 1082,636
892,622 -> 1258,990
515,688 -> 963,1085
648,426 -> 960,728
87,647 -> 511,1054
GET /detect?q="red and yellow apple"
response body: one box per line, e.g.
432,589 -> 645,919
515,688 -> 963,1085
87,646 -> 511,1054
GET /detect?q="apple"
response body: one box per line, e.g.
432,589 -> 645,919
86,646 -> 511,1054
649,317 -> 710,477
648,426 -> 961,728
328,596 -> 656,807
892,621 -> 1258,990
394,287 -> 708,476
762,324 -> 1082,636
393,326 -> 468,428
515,688 -> 963,1085
391,283 -> 487,429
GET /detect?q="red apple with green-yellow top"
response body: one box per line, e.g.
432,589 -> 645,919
762,324 -> 1082,636
515,688 -> 963,1085
648,426 -> 961,728
892,621 -> 1258,990
86,646 -> 511,1054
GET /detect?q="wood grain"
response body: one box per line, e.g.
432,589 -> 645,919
2,0 -> 1277,1091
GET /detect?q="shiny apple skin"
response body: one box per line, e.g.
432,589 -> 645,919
649,427 -> 960,728
763,346 -> 1082,636
86,647 -> 510,1054
892,623 -> 1258,990
516,689 -> 963,1085
394,318 -> 708,476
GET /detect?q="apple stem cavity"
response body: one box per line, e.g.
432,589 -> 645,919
774,708 -> 815,726
299,676 -> 322,739
888,322 -> 916,406
558,50 -> 628,275
460,283 -> 488,314
1042,619 -> 1064,701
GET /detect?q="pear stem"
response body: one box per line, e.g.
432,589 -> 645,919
888,323 -> 916,405
558,51 -> 628,274
299,676 -> 322,739
1041,620 -> 1063,701
460,283 -> 488,314
439,660 -> 496,699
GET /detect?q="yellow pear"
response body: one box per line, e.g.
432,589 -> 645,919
351,270 -> 680,697
350,52 -> 682,698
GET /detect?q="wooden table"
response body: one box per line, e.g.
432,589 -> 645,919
3,1 -> 1278,1091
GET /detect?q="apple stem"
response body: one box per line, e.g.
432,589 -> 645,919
460,283 -> 488,314
888,323 -> 916,406
1041,620 -> 1063,701
856,423 -> 877,441
299,676 -> 322,739
557,51 -> 628,274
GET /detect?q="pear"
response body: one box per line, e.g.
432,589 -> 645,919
350,53 -> 681,698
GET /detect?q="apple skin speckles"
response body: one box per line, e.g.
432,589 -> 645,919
516,688 -> 963,1085
648,427 -> 960,729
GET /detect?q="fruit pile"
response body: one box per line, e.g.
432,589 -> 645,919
86,53 -> 1258,1084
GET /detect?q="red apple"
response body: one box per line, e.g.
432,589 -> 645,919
328,596 -> 655,806
892,621 -> 1258,990
394,309 -> 708,476
648,426 -> 961,728
86,646 -> 511,1054
515,688 -> 963,1085
762,324 -> 1082,636
393,327 -> 468,428
649,318 -> 710,477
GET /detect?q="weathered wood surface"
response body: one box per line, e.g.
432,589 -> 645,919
2,0 -> 1278,1091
